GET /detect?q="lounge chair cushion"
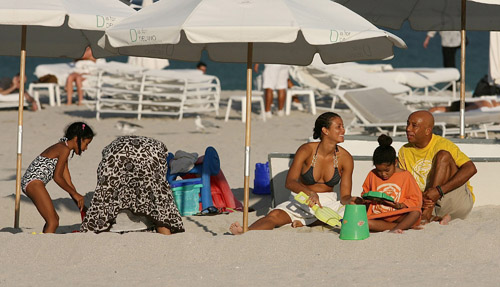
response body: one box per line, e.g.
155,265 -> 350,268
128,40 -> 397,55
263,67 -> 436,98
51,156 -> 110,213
343,88 -> 411,124
433,110 -> 500,126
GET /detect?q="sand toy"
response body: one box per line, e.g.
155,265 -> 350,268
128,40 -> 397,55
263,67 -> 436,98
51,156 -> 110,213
294,191 -> 342,227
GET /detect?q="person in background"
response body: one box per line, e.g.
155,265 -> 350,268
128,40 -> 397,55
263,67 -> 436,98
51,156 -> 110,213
429,99 -> 500,113
360,134 -> 422,233
65,46 -> 104,105
0,73 -> 38,111
423,31 -> 462,90
196,61 -> 207,74
254,63 -> 288,118
423,31 -> 461,69
398,111 -> 476,224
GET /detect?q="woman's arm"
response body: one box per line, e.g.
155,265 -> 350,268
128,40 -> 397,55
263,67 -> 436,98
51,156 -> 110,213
338,148 -> 358,205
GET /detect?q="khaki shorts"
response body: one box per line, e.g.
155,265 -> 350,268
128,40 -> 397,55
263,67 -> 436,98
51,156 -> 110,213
434,184 -> 473,220
274,192 -> 345,226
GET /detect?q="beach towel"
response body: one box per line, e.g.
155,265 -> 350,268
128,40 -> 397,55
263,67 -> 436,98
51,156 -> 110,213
169,150 -> 199,174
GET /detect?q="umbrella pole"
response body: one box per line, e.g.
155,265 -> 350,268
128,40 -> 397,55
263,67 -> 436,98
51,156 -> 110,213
14,25 -> 27,228
459,0 -> 466,138
243,43 -> 253,233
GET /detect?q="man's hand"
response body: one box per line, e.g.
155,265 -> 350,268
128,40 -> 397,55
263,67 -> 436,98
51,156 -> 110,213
424,187 -> 441,203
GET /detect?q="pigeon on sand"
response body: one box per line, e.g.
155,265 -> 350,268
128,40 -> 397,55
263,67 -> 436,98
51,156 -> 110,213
115,121 -> 143,134
195,115 -> 219,132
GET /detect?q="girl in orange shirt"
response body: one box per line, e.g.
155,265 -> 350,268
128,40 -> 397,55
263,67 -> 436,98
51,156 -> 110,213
361,135 -> 422,233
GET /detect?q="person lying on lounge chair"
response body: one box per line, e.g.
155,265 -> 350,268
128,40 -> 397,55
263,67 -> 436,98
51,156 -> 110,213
0,73 -> 38,111
429,99 -> 499,113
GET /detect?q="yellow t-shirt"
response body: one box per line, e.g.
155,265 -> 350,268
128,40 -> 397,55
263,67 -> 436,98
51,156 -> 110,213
397,134 -> 474,202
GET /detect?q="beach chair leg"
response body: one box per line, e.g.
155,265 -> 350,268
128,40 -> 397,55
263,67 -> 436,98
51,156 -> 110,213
241,100 -> 246,123
308,90 -> 316,115
258,97 -> 266,122
48,86 -> 55,107
224,97 -> 233,122
330,95 -> 337,110
55,85 -> 61,106
285,90 -> 292,116
33,91 -> 41,112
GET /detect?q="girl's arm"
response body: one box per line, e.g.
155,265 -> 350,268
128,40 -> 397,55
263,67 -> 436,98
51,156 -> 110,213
338,148 -> 359,205
53,147 -> 84,211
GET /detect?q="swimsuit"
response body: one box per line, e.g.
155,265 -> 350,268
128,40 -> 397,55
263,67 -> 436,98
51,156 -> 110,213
300,144 -> 341,187
21,155 -> 58,193
20,138 -> 67,194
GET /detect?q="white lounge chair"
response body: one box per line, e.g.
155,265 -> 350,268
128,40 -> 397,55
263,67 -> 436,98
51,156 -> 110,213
290,64 -> 414,111
95,68 -> 220,120
433,107 -> 500,139
0,93 -> 27,109
337,87 -> 452,136
305,58 -> 458,108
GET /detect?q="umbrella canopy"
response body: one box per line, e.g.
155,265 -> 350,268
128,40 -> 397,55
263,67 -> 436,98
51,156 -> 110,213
102,0 -> 406,64
0,0 -> 135,58
336,0 -> 500,137
336,0 -> 500,31
0,0 -> 135,228
101,0 -> 407,232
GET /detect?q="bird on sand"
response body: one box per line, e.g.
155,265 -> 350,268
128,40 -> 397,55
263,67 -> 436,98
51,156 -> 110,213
195,115 -> 219,132
115,121 -> 144,134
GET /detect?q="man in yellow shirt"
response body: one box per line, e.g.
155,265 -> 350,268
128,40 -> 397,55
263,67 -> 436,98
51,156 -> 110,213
398,111 -> 476,224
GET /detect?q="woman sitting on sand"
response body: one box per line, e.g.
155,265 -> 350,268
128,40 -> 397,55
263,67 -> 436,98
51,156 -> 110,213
80,136 -> 184,235
230,112 -> 360,235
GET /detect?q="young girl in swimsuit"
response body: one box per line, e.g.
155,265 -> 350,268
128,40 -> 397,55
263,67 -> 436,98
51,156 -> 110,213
230,112 -> 360,235
21,122 -> 95,233
360,134 -> 423,233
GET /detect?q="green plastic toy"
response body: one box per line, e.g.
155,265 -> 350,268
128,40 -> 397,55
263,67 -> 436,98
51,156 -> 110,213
294,191 -> 342,227
362,191 -> 395,202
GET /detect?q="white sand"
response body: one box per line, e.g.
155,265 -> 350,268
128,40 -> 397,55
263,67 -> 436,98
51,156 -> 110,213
1,92 -> 499,286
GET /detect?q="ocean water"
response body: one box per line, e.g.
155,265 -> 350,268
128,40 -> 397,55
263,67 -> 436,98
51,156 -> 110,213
0,22 -> 490,91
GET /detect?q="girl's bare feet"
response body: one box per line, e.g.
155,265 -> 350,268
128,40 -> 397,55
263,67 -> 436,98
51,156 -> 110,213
229,222 -> 244,235
291,220 -> 304,228
439,214 -> 452,225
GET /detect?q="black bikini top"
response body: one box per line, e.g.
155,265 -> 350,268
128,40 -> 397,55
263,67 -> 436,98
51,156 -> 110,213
300,144 -> 341,187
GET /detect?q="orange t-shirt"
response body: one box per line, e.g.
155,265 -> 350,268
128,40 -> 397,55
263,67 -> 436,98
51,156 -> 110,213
361,170 -> 422,222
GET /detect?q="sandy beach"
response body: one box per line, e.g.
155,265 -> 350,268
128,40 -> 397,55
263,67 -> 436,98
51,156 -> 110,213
1,91 -> 499,286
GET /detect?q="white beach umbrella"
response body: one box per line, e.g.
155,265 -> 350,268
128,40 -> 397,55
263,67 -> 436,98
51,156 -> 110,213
0,0 -> 135,228
336,0 -> 500,137
101,0 -> 407,232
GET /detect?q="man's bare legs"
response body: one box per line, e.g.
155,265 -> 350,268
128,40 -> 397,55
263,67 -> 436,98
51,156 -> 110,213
264,88 -> 286,115
66,73 -> 85,105
229,209 -> 292,235
422,150 -> 458,223
264,88 -> 273,112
